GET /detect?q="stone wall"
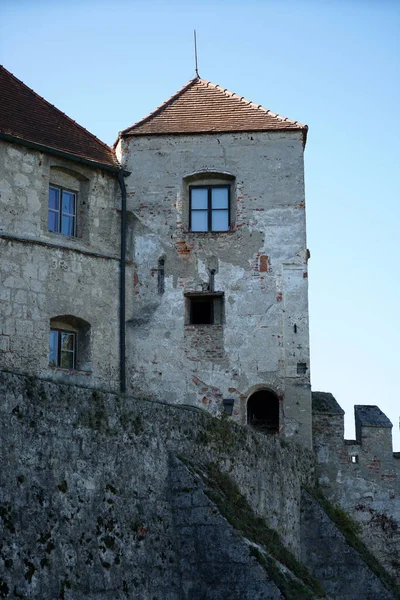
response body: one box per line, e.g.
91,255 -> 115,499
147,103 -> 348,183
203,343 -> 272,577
312,392 -> 400,584
0,140 -> 122,391
117,131 -> 312,448
0,371 -> 315,598
301,489 -> 396,600
2,372 -> 399,599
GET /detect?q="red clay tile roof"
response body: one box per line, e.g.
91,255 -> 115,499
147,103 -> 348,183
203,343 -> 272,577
120,78 -> 307,139
0,65 -> 118,169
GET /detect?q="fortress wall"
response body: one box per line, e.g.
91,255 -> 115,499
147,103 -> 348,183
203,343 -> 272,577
312,392 -> 400,584
0,371 -> 314,598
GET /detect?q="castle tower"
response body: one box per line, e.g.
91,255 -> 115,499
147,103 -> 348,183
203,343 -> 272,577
116,78 -> 312,448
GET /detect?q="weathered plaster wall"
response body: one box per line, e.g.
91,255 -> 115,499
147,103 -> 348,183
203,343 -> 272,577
312,394 -> 400,584
0,141 -> 122,391
0,371 -> 315,599
119,131 -> 312,447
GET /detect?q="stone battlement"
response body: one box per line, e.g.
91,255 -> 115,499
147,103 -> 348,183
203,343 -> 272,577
312,392 -> 399,471
312,391 -> 400,583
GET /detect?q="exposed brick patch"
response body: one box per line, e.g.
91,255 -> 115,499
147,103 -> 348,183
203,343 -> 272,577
184,325 -> 225,363
259,255 -> 269,272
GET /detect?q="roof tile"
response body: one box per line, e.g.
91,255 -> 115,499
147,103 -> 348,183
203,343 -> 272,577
0,65 -> 117,169
121,78 -> 307,138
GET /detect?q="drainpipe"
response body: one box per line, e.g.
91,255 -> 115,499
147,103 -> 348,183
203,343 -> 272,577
117,170 -> 127,393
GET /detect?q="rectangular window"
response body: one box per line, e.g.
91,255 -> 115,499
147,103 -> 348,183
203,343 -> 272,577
297,362 -> 307,375
185,292 -> 224,325
49,329 -> 76,369
190,185 -> 229,232
48,186 -> 76,236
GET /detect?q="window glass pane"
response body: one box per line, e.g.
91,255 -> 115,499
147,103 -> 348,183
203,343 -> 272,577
191,210 -> 208,231
212,209 -> 229,231
48,210 -> 59,232
49,331 -> 58,366
49,187 -> 60,210
191,188 -> 208,210
212,187 -> 229,209
61,332 -> 74,352
62,191 -> 76,215
61,215 -> 75,236
61,351 -> 74,369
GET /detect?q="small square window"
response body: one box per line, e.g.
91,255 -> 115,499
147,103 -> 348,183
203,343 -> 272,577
185,293 -> 224,325
297,362 -> 307,375
48,186 -> 77,236
190,185 -> 229,232
351,455 -> 358,464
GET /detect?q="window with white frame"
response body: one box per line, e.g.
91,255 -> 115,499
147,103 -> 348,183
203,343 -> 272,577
189,185 -> 230,232
49,315 -> 91,371
49,329 -> 76,369
48,186 -> 77,236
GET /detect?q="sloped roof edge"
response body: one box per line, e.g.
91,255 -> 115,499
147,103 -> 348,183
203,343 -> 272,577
119,78 -> 199,138
117,77 -> 308,144
0,65 -> 118,169
0,131 -> 122,173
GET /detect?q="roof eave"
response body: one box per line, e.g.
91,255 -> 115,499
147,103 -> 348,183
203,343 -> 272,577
0,131 -> 126,174
120,126 -> 308,143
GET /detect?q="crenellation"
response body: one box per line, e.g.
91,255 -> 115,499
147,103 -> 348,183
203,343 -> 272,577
313,392 -> 400,584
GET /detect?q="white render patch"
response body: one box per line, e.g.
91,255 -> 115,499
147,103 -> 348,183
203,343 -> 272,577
120,130 -> 312,448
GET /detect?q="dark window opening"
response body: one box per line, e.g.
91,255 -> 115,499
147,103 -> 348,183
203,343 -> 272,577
297,362 -> 307,375
191,298 -> 213,324
185,292 -> 224,326
247,390 -> 280,434
158,258 -> 165,295
190,185 -> 229,232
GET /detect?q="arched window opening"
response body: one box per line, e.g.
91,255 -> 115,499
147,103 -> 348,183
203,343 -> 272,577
247,390 -> 280,434
49,315 -> 91,372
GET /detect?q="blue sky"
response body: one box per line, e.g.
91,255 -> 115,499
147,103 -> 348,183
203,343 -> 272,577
1,0 -> 399,448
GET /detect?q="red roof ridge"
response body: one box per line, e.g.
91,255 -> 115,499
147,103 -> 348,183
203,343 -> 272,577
199,78 -> 305,128
118,77 -> 198,139
0,65 -> 118,167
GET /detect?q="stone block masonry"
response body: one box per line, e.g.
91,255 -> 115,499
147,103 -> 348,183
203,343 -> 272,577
312,392 -> 400,585
0,371 -> 313,598
301,489 -> 395,600
1,372 -> 399,599
0,239 -> 120,390
0,140 -> 122,392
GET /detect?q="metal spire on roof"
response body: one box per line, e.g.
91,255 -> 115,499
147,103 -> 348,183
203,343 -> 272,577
194,29 -> 199,78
